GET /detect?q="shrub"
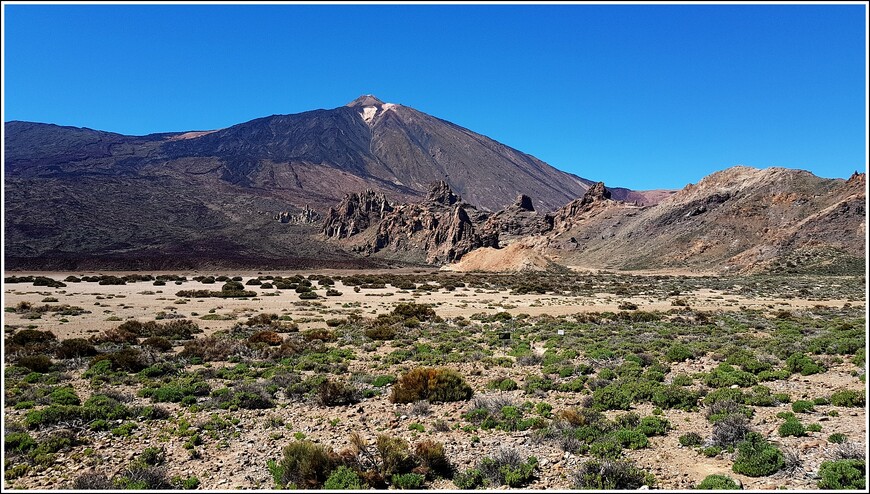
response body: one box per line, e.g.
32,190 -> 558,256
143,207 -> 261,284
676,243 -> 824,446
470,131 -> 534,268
72,471 -> 113,489
573,459 -> 655,489
55,338 -> 98,359
785,353 -> 825,376
817,459 -> 865,490
665,344 -> 693,362
50,386 -> 81,406
696,474 -> 741,490
142,336 -> 173,352
637,416 -> 670,437
590,438 -> 623,460
478,448 -> 538,487
679,432 -> 703,447
779,419 -> 806,438
249,330 -> 282,346
732,432 -> 784,477
828,433 -> 847,444
317,380 -> 361,407
5,431 -> 37,453
302,328 -> 335,342
652,385 -> 700,411
323,466 -> 363,490
391,367 -> 473,404
830,389 -> 865,407
487,378 -> 519,392
391,472 -> 425,489
704,363 -> 757,388
713,414 -> 751,447
392,303 -> 436,321
18,355 -> 53,373
12,329 -> 57,346
180,335 -> 242,362
614,428 -> 649,449
271,440 -> 336,489
414,440 -> 453,479
365,325 -> 397,340
592,384 -> 633,411
454,468 -> 486,489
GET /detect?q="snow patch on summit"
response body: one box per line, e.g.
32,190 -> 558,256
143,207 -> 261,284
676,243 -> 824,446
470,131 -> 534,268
361,106 -> 378,124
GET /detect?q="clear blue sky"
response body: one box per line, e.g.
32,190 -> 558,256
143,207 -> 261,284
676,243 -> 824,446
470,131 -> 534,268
3,3 -> 867,190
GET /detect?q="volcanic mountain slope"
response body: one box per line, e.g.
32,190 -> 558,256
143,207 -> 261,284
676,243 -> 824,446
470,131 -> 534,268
4,95 -> 620,269
536,166 -> 866,273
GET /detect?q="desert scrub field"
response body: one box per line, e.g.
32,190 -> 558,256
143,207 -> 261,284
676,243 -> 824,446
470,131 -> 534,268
2,272 -> 866,489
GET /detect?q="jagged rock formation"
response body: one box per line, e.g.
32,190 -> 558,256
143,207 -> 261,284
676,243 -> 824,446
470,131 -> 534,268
549,182 -> 616,233
426,180 -> 461,206
321,190 -> 393,239
275,205 -> 320,224
482,194 -> 554,244
323,181 -> 497,264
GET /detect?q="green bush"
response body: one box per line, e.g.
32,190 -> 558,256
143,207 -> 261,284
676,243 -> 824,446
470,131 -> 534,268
391,472 -> 425,489
573,459 -> 655,489
652,385 -> 699,411
323,466 -> 363,490
592,384 -> 633,411
637,416 -> 670,437
830,389 -> 865,407
785,353 -> 825,376
478,450 -> 537,487
828,433 -> 847,444
696,474 -> 741,490
5,432 -> 37,453
704,363 -> 757,388
390,367 -> 472,404
49,386 -> 81,406
732,432 -> 784,477
817,459 -> 865,490
614,428 -> 649,449
270,440 -> 336,489
791,400 -> 815,413
665,344 -> 693,362
778,419 -> 806,437
454,469 -> 485,489
678,432 -> 703,447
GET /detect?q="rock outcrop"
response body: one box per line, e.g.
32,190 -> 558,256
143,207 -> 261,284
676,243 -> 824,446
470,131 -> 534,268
323,181 -> 496,263
482,194 -> 554,244
275,205 -> 320,224
321,190 -> 393,239
549,181 -> 615,233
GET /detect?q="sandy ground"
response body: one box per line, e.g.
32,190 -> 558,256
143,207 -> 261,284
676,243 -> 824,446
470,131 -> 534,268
2,274 -> 859,340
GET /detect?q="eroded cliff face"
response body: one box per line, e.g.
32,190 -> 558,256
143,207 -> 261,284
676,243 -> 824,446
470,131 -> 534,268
321,190 -> 393,239
481,194 -> 553,245
321,181 -> 496,263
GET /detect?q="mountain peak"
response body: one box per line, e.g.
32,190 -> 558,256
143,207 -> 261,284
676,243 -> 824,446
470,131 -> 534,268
346,94 -> 385,107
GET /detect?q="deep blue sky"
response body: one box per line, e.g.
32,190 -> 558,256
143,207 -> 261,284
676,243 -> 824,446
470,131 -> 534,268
3,3 -> 867,190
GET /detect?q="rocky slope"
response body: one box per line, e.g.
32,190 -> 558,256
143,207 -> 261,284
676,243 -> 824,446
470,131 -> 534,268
537,167 -> 866,274
319,167 -> 864,274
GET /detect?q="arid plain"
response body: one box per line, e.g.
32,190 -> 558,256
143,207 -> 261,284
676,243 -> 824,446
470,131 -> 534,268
3,270 -> 865,490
